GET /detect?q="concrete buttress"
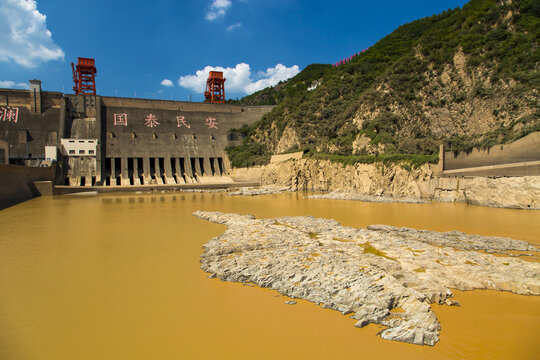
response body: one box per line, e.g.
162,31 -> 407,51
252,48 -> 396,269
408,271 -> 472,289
143,157 -> 151,185
164,157 -> 175,184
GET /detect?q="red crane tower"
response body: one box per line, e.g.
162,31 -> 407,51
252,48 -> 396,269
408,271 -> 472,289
71,57 -> 97,95
204,71 -> 226,103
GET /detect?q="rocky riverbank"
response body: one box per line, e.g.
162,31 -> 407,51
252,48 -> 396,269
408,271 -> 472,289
307,191 -> 428,204
260,159 -> 540,209
195,211 -> 540,346
228,186 -> 291,196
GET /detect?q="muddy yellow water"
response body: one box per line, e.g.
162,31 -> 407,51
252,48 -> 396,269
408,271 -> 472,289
0,193 -> 539,359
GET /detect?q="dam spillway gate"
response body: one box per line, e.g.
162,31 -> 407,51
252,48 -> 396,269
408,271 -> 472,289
95,156 -> 227,186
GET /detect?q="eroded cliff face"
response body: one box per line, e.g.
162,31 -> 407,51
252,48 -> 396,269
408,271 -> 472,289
260,159 -> 540,209
262,159 -> 436,197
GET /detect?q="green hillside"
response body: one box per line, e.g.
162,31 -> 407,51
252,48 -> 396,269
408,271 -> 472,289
227,0 -> 539,168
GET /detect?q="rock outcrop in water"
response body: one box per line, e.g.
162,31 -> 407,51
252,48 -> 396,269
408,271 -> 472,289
194,211 -> 540,346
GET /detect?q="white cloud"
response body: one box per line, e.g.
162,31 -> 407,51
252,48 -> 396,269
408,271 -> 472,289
226,22 -> 242,31
206,0 -> 231,21
160,79 -> 173,87
0,80 -> 29,89
0,0 -> 64,67
178,63 -> 300,95
245,64 -> 300,94
179,63 -> 250,94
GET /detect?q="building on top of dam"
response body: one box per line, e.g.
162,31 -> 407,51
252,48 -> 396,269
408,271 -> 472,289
0,80 -> 274,187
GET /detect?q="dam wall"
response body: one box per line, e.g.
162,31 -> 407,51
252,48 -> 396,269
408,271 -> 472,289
0,84 -> 274,189
0,88 -> 63,161
0,140 -> 8,164
98,97 -> 272,186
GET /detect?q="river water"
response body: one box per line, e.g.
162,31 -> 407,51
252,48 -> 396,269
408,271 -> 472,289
0,192 -> 538,359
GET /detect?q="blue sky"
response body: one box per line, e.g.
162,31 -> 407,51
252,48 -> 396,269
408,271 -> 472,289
0,0 -> 469,102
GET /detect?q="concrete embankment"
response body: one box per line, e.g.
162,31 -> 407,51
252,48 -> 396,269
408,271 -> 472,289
0,164 -> 55,209
441,132 -> 540,176
195,211 -> 540,346
260,159 -> 540,209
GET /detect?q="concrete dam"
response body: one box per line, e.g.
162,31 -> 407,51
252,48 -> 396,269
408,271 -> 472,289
0,81 -> 273,188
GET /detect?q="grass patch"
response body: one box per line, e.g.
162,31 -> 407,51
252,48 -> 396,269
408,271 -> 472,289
225,143 -> 271,168
359,242 -> 396,261
414,268 -> 426,272
272,221 -> 296,229
333,237 -> 354,242
308,232 -> 320,239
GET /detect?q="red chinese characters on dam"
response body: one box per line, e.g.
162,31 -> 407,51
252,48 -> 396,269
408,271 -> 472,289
0,106 -> 19,123
113,113 -> 219,130
114,113 -> 128,126
144,114 -> 160,128
205,117 -> 218,129
176,116 -> 190,128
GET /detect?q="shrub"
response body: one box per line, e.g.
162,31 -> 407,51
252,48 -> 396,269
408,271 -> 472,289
225,143 -> 270,168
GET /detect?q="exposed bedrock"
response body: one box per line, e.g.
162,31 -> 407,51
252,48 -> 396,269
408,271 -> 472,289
228,186 -> 291,196
260,159 -> 540,209
194,211 -> 540,346
306,191 -> 428,204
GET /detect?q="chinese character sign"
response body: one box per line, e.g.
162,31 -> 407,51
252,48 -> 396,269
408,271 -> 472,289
205,117 -> 218,129
114,113 -> 128,126
0,106 -> 19,123
177,116 -> 190,128
105,113 -> 223,129
144,114 -> 160,127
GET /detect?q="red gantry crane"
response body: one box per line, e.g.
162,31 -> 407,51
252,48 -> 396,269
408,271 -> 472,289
204,71 -> 226,103
71,57 -> 97,95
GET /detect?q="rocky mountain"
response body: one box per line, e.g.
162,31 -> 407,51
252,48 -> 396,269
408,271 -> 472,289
227,0 -> 539,167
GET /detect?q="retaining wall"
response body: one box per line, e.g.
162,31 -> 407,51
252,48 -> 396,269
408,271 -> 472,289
0,164 -> 55,209
442,132 -> 540,176
230,166 -> 263,183
270,152 -> 303,164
